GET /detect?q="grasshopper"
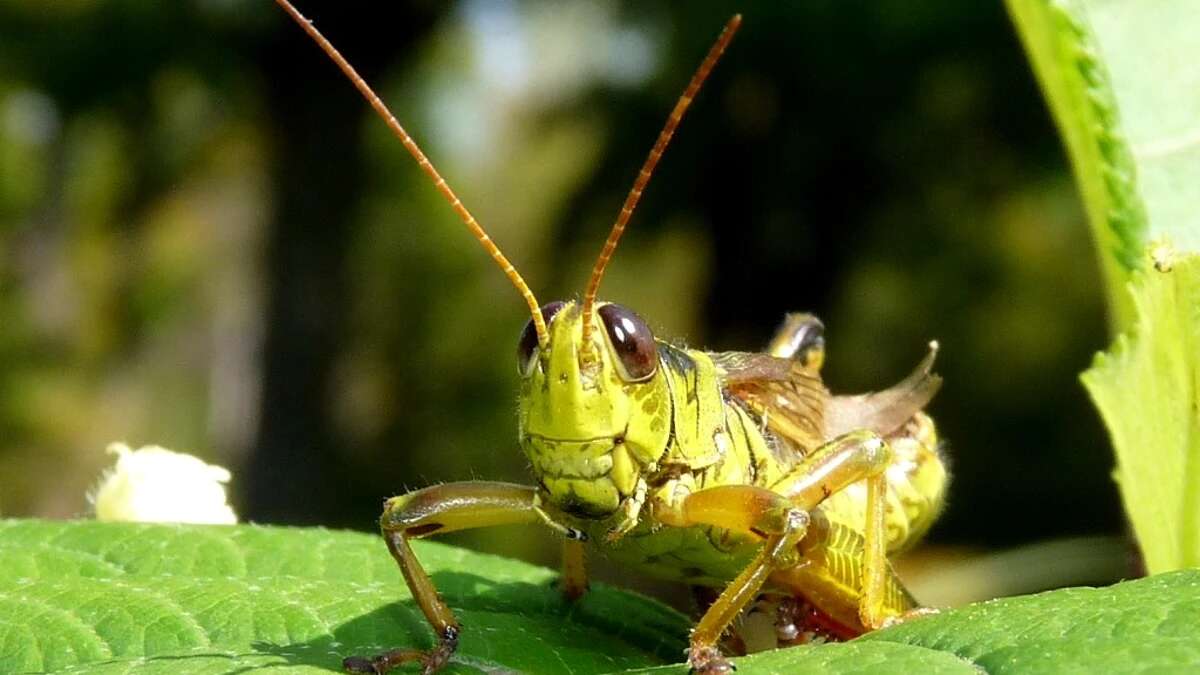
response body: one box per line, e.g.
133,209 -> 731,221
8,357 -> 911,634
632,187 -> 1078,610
275,2 -> 948,672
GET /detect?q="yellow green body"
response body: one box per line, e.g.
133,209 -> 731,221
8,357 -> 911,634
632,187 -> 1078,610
519,301 -> 947,634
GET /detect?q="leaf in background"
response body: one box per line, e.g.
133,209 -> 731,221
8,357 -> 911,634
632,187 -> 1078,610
1007,0 -> 1200,332
1008,0 -> 1200,573
1005,0 -> 1148,329
4,520 -> 1200,673
1084,3 -> 1200,257
1081,256 -> 1200,572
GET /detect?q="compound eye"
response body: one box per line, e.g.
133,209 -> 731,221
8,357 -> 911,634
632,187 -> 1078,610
598,303 -> 658,382
518,301 -> 566,376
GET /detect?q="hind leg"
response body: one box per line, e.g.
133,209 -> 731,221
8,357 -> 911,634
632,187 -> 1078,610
766,313 -> 824,370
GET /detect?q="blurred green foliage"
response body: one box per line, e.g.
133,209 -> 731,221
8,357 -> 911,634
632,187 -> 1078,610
0,1 -> 1119,597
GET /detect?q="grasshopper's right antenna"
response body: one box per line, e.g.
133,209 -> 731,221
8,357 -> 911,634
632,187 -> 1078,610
578,15 -> 742,364
274,0 -> 549,347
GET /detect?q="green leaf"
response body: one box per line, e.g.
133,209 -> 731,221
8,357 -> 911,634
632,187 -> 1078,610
1005,0 -> 1200,331
1005,0 -> 1144,329
637,571 -> 1200,674
623,641 -> 978,675
1081,256 -> 1200,572
1009,0 -> 1200,574
861,568 -> 1200,674
4,520 -> 1200,673
0,519 -> 689,674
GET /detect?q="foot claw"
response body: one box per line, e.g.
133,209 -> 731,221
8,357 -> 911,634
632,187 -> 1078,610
342,627 -> 459,675
688,645 -> 735,674
342,656 -> 380,674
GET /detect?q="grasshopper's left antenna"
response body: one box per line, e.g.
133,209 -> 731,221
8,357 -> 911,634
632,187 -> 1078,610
274,0 -> 550,347
579,15 -> 742,363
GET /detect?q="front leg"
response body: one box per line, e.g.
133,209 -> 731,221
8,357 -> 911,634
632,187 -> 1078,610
343,481 -> 545,675
559,539 -> 589,601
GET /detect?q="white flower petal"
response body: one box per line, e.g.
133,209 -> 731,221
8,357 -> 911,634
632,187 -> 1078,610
91,443 -> 238,525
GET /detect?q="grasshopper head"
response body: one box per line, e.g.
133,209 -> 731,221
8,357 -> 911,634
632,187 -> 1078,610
517,300 -> 671,519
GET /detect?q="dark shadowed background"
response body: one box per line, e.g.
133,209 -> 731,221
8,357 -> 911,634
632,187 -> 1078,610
0,1 -> 1122,604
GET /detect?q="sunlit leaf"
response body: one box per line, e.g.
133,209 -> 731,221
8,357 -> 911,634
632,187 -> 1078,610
3,521 -> 1200,673
0,520 -> 689,674
1009,0 -> 1200,575
1081,256 -> 1200,572
1006,0 -> 1200,330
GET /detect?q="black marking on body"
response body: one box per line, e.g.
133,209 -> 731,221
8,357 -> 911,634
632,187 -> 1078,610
646,461 -> 689,490
659,344 -> 703,441
655,349 -> 680,469
658,342 -> 696,377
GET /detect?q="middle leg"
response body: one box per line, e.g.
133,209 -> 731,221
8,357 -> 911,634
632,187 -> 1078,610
656,485 -> 811,673
769,430 -> 918,630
